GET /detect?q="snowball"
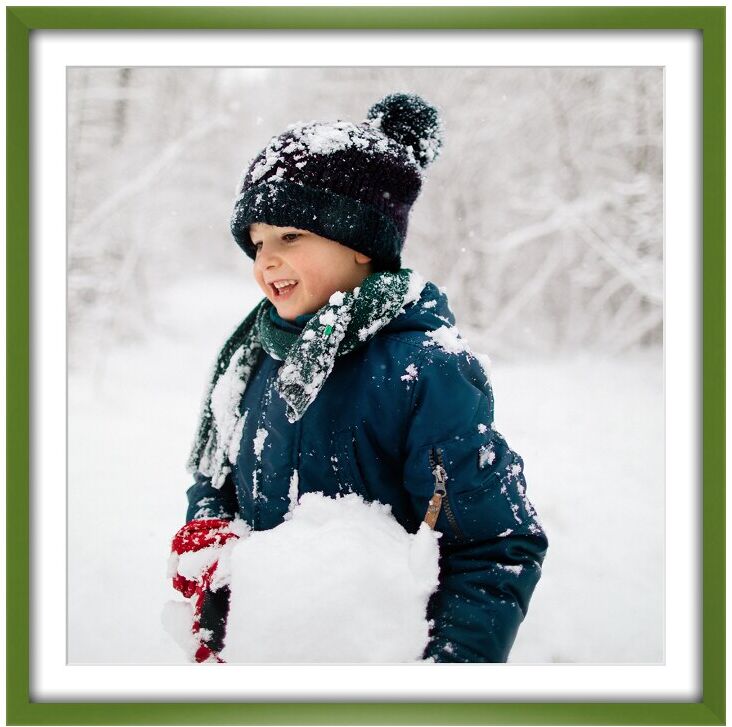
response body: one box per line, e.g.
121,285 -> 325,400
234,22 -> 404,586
221,493 -> 440,663
161,600 -> 198,660
287,469 -> 299,513
210,529 -> 249,591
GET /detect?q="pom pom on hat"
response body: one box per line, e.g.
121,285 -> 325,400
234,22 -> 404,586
367,92 -> 444,168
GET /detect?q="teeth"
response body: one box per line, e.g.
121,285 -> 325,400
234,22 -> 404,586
273,280 -> 297,289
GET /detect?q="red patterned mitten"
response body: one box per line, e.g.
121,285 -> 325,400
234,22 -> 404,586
168,518 -> 242,662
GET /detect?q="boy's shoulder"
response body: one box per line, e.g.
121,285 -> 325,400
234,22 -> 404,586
382,329 -> 491,387
377,279 -> 454,341
375,279 -> 489,375
364,320 -> 492,398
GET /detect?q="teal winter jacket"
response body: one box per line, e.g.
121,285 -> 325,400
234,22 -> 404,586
186,281 -> 548,662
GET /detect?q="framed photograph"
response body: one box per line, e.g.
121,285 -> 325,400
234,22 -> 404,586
6,4 -> 724,725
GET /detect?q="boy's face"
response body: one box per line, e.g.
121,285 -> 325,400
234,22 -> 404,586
250,223 -> 373,321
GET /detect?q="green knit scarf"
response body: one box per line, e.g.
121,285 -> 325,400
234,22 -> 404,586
187,268 -> 423,489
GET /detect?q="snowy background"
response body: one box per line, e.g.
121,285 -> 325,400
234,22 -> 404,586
67,67 -> 663,664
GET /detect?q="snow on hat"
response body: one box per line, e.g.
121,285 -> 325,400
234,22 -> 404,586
230,92 -> 444,272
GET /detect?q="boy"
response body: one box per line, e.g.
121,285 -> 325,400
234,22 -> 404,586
169,93 -> 548,663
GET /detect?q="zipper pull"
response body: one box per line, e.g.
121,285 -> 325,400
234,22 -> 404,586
423,447 -> 447,529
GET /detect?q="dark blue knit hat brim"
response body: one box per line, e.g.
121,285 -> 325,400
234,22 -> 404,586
231,180 -> 404,272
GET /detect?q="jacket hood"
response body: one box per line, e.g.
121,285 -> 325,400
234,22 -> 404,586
382,279 -> 456,335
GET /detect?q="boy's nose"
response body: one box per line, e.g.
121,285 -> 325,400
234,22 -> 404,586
254,247 -> 278,269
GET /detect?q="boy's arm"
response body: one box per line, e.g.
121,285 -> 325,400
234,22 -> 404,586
424,522 -> 547,662
402,346 -> 548,663
185,470 -> 239,522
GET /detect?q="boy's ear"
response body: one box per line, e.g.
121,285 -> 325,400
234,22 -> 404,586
354,251 -> 372,265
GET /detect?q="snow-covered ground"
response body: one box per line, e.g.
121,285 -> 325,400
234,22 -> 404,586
68,274 -> 663,664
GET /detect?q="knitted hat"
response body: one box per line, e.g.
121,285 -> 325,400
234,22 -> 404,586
230,92 -> 444,272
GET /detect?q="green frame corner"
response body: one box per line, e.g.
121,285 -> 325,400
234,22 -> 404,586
6,6 -> 725,725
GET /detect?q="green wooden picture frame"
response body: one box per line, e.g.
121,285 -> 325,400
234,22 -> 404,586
6,5 -> 725,725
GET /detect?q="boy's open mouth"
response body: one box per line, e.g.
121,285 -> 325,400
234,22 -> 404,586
269,279 -> 299,299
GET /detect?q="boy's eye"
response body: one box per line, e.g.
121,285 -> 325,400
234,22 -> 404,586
252,233 -> 300,253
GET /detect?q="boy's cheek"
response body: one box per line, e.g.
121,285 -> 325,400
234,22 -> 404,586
256,278 -> 271,297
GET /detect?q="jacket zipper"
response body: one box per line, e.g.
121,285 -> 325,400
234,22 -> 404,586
428,447 -> 464,538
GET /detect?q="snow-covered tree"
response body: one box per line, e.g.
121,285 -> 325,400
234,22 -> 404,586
68,67 -> 662,363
